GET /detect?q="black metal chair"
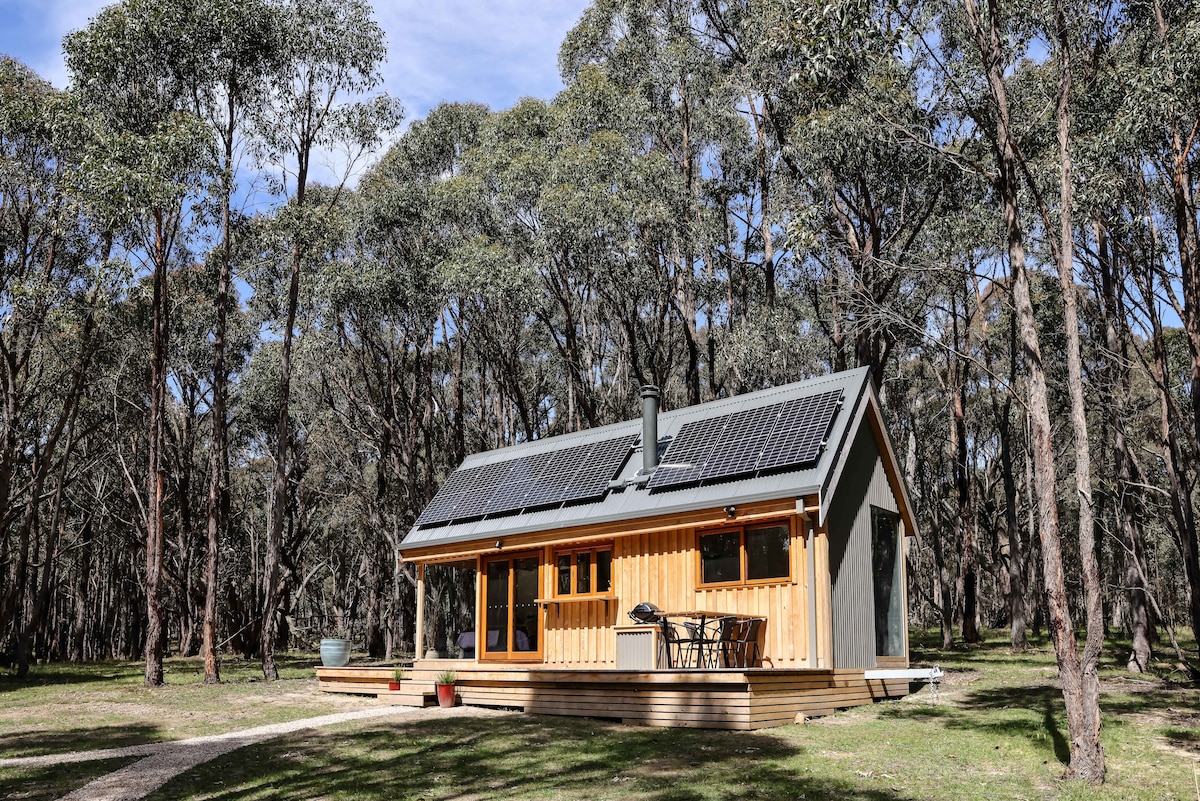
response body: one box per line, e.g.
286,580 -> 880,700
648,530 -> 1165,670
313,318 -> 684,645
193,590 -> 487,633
696,617 -> 738,668
725,618 -> 765,668
658,620 -> 695,668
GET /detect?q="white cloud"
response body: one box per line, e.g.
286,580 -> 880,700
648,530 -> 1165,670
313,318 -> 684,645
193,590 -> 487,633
2,0 -> 590,114
376,0 -> 588,117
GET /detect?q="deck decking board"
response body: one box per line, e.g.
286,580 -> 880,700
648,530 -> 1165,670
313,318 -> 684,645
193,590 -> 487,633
317,663 -> 914,729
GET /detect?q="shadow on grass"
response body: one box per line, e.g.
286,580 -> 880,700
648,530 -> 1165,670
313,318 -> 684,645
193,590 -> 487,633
0,723 -> 162,759
147,714 -> 914,801
0,652 -> 320,693
0,667 -> 132,693
0,756 -> 141,801
880,672 -> 1200,768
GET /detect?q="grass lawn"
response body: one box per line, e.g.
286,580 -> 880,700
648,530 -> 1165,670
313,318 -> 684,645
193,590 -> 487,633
3,632 -> 1199,801
0,653 -> 384,758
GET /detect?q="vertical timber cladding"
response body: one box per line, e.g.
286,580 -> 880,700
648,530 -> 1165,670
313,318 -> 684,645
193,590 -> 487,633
825,421 -> 900,668
536,500 -> 813,668
599,515 -> 810,668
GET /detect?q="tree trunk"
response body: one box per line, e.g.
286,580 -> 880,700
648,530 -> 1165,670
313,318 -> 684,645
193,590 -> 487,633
1051,16 -> 1104,774
146,212 -> 170,688
963,0 -> 1104,780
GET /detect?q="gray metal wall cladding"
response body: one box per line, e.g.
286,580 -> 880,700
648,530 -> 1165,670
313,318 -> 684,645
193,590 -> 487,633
826,422 -> 899,669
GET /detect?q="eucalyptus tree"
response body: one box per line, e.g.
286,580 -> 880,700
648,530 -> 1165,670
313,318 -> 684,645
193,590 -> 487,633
65,3 -> 214,686
250,0 -> 400,679
0,58 -> 108,676
562,0 -> 734,405
1111,0 -> 1200,655
180,0 -> 282,684
911,0 -> 1108,781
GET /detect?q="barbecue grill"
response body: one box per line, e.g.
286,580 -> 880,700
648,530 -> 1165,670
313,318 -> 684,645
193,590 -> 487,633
628,602 -> 663,624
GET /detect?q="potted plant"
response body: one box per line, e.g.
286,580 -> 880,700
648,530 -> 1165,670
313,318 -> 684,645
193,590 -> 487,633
435,670 -> 457,708
388,667 -> 405,692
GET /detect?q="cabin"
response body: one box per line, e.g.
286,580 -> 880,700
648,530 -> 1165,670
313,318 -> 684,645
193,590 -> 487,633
317,367 -> 920,729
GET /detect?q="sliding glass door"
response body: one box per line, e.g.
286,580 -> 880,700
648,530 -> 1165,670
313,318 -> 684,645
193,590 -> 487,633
481,553 -> 542,660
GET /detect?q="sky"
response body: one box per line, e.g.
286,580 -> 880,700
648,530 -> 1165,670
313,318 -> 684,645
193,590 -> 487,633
0,0 -> 591,120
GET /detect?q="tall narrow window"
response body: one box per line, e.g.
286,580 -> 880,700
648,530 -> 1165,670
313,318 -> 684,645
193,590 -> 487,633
485,560 -> 510,654
872,509 -> 904,657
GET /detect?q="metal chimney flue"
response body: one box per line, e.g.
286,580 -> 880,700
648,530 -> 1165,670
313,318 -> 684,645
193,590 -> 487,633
641,385 -> 660,474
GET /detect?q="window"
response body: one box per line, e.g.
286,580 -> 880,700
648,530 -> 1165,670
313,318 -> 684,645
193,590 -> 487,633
872,509 -> 904,657
553,544 -> 613,597
698,522 -> 791,586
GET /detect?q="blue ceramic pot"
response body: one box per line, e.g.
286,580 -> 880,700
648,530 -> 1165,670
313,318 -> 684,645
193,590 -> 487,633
319,638 -> 351,667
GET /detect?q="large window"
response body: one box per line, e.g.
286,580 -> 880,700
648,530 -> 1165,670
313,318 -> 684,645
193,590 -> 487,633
554,544 -> 613,597
698,522 -> 791,587
481,552 -> 542,660
871,509 -> 904,657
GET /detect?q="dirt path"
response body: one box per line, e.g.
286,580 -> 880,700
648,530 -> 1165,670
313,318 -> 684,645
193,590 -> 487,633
2,704 -> 493,801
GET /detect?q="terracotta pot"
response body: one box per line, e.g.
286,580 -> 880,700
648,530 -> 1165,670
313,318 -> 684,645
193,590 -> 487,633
388,681 -> 401,691
436,682 -> 456,708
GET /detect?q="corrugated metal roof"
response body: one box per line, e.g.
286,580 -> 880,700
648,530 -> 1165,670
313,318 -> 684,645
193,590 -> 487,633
400,367 -> 873,552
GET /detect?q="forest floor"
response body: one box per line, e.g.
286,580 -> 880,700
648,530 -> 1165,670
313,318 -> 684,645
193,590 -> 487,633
1,631 -> 1198,801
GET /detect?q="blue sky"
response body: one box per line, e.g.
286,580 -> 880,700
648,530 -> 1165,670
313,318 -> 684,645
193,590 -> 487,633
0,0 -> 590,119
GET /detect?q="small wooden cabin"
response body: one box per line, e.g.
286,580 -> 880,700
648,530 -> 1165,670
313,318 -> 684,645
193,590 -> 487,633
320,367 -> 919,729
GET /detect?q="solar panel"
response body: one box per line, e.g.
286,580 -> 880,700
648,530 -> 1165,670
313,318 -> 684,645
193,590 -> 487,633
414,463 -> 486,526
647,415 -> 730,489
699,403 -> 783,481
481,452 -> 553,515
561,434 -> 638,504
515,440 -> 594,509
754,389 -> 842,472
449,458 -> 514,519
649,388 -> 843,492
415,433 -> 637,526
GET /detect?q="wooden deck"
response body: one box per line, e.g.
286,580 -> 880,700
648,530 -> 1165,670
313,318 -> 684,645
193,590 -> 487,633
316,660 -> 912,730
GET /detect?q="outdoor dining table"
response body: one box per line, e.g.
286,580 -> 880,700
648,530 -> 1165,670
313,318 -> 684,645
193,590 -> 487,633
654,611 -> 760,669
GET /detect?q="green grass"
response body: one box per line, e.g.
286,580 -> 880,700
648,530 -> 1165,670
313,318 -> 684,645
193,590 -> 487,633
134,629 -> 1200,801
0,757 -> 141,801
0,653 -> 383,758
3,634 -> 1199,801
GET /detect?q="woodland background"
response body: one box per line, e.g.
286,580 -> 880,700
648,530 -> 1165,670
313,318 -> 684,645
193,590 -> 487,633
2,0 -> 1198,695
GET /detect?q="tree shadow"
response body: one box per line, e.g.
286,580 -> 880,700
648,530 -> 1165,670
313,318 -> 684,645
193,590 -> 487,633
145,714 -> 917,801
1040,699 -> 1069,765
0,756 -> 140,801
0,667 -> 130,693
0,723 -> 163,758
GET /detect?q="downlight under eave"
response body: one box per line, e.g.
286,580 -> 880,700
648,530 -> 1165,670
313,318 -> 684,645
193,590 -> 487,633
647,388 -> 844,492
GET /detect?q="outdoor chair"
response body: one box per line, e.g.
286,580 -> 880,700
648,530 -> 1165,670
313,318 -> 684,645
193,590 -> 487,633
698,617 -> 738,668
658,620 -> 694,668
725,618 -> 764,668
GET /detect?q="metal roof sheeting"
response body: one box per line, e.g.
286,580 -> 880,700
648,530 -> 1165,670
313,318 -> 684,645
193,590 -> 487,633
400,367 -> 873,553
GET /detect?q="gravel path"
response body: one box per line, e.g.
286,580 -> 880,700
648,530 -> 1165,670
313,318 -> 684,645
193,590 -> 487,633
2,704 -> 491,801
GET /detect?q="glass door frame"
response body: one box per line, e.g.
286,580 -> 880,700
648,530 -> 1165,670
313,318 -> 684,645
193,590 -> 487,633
477,550 -> 544,662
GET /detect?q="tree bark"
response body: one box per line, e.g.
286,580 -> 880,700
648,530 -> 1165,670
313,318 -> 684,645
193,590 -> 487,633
962,0 -> 1104,780
146,211 -> 170,687
1051,14 -> 1104,777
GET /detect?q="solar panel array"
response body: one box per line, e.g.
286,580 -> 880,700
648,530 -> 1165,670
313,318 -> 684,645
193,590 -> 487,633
414,433 -> 638,527
648,389 -> 843,491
